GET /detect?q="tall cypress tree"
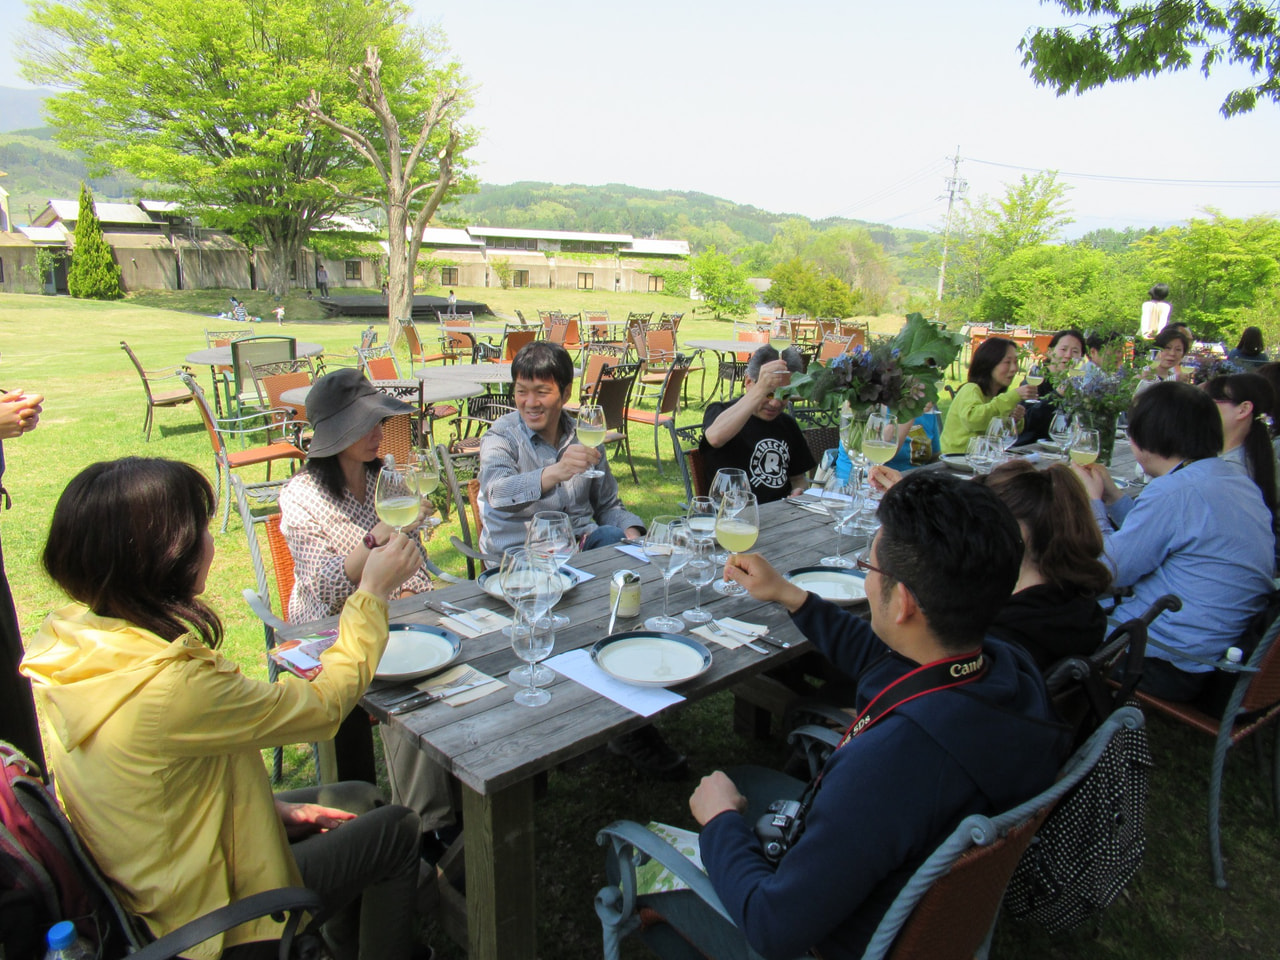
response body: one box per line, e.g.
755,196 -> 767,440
66,182 -> 123,300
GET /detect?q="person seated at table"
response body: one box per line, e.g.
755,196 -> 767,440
871,459 -> 1110,672
1073,381 -> 1275,702
1135,326 -> 1193,393
940,337 -> 1037,454
700,345 -> 816,504
661,471 -> 1066,960
1228,326 -> 1269,368
478,340 -> 644,557
21,458 -> 426,960
1207,373 -> 1279,506
1017,328 -> 1086,444
1255,362 -> 1280,462
279,368 -> 456,861
1082,330 -> 1124,381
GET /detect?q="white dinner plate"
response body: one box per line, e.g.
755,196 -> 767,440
477,567 -> 580,600
590,632 -> 712,687
939,454 -> 974,472
786,567 -> 868,606
374,624 -> 463,681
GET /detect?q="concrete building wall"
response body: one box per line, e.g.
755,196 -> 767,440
103,234 -> 177,292
0,243 -> 44,294
176,239 -> 252,289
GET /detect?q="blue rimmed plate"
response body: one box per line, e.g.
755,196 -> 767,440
590,632 -> 712,687
477,566 -> 581,601
375,623 -> 463,681
786,566 -> 868,606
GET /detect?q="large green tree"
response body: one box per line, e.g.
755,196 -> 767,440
690,246 -> 756,319
765,258 -> 863,318
1021,0 -> 1280,117
23,0 -> 426,296
303,42 -> 474,341
66,182 -> 122,300
805,226 -> 897,314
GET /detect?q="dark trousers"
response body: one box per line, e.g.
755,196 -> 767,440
0,539 -> 41,761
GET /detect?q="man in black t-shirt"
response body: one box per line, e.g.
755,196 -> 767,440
700,345 -> 816,504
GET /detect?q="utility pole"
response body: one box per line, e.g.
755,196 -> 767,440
935,147 -> 968,317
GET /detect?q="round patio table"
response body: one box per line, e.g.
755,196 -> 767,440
185,341 -> 326,366
280,379 -> 485,413
418,363 -> 515,385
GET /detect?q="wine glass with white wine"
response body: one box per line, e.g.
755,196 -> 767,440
1069,428 -> 1100,466
862,409 -> 897,498
713,492 -> 758,597
374,456 -> 418,534
708,469 -> 749,564
576,404 -> 607,479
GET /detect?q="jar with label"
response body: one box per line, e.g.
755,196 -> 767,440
610,570 -> 642,620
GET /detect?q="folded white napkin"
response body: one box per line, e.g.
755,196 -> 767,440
408,663 -> 505,706
614,543 -> 650,564
438,607 -> 511,638
692,618 -> 769,650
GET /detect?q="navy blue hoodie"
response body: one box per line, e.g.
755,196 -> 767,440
699,594 -> 1069,960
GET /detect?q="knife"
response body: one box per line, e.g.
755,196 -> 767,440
426,600 -> 486,633
387,680 -> 489,715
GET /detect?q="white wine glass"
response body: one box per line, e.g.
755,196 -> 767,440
501,548 -> 561,689
374,456 -> 418,534
681,535 -> 715,623
708,469 -> 749,564
686,496 -> 717,545
861,409 -> 898,475
1047,410 -> 1073,456
1070,428 -> 1100,466
644,515 -> 689,633
525,510 -> 576,630
576,404 -> 607,478
985,416 -> 1017,454
1025,361 -> 1045,398
820,476 -> 861,568
965,436 -> 997,476
713,492 -> 758,597
512,616 -> 556,708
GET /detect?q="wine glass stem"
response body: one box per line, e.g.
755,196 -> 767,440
662,574 -> 672,618
723,552 -> 735,586
693,584 -> 702,614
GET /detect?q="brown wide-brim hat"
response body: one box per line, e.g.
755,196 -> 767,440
306,367 -> 414,459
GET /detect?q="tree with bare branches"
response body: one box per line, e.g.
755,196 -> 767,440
303,42 -> 474,344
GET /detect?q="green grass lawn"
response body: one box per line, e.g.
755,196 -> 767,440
0,289 -> 1276,959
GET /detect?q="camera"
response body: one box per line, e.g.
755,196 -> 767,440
754,799 -> 805,863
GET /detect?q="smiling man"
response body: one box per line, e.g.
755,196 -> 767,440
478,340 -> 644,557
700,345 -> 816,503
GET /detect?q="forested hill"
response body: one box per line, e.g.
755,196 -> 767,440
445,181 -> 934,258
0,126 -> 155,220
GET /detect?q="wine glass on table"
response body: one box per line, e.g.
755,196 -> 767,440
985,416 -> 1017,458
965,436 -> 998,476
708,468 -> 749,564
819,475 -> 861,568
1047,411 -> 1073,458
501,548 -> 562,691
686,535 -> 716,624
576,404 -> 607,479
525,510 -> 577,630
686,496 -> 717,546
643,516 -> 690,632
511,616 -> 557,707
1070,428 -> 1100,466
374,456 -> 418,535
713,492 -> 758,597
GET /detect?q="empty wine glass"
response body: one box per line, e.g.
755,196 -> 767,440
512,616 -> 556,708
500,548 -> 560,688
576,404 -> 607,478
985,416 -> 1017,454
678,527 -> 714,623
374,456 -> 417,534
644,515 -> 689,632
708,469 -> 749,563
1047,411 -> 1073,457
686,496 -> 717,544
965,436 -> 998,476
713,492 -> 758,597
525,510 -> 576,630
820,476 -> 862,568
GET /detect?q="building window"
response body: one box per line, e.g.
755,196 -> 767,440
441,267 -> 459,286
648,275 -> 664,292
562,240 -> 614,254
0,259 -> 5,283
512,270 -> 529,288
489,236 -> 537,251
577,272 -> 594,290
345,261 -> 362,281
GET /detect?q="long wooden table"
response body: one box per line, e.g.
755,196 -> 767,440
279,497 -> 857,959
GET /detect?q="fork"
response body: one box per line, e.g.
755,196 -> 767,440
379,667 -> 482,707
703,620 -> 768,654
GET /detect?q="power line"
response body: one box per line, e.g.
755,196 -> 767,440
823,158 -> 950,220
964,156 -> 1280,188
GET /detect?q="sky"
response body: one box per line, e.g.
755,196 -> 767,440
2,0 -> 1279,238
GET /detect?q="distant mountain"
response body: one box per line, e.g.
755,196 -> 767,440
0,87 -> 52,133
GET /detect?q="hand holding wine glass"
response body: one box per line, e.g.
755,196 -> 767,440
576,404 -> 607,479
374,457 -> 419,535
708,469 -> 749,564
861,409 -> 898,470
714,492 -> 758,597
1069,428 -> 1100,466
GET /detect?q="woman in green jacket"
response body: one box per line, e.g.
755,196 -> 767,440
940,337 -> 1037,454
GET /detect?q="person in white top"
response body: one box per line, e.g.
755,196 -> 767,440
1139,282 -> 1172,338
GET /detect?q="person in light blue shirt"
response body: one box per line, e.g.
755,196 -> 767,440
1073,381 -> 1275,702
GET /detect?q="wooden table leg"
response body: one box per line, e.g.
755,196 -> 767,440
462,778 -> 537,960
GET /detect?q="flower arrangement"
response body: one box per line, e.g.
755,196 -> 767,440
780,313 -> 962,421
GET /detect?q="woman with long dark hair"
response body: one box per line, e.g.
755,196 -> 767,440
1205,373 -> 1278,518
939,337 -> 1037,454
1228,327 -> 1269,368
21,458 -> 424,959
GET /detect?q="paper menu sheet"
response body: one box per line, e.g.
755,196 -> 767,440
270,631 -> 338,680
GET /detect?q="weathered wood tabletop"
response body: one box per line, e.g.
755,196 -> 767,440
280,496 -> 857,960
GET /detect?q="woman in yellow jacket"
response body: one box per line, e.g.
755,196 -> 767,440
21,458 -> 425,960
940,337 -> 1038,454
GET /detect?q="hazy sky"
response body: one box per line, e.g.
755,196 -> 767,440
3,0 -> 1279,237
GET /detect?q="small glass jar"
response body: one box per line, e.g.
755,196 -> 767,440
610,570 -> 642,620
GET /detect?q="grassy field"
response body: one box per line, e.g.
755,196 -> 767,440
0,288 -> 1277,959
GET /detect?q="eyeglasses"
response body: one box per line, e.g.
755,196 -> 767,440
854,550 -> 887,577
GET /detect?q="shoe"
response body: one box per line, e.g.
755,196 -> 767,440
608,726 -> 689,780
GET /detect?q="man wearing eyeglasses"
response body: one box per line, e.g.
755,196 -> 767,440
646,472 -> 1067,960
700,345 -> 816,504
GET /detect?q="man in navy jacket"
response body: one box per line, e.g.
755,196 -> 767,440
683,471 -> 1069,960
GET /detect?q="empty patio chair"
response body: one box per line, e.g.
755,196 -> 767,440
120,340 -> 193,441
230,336 -> 297,415
624,354 -> 693,477
180,371 -> 306,532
